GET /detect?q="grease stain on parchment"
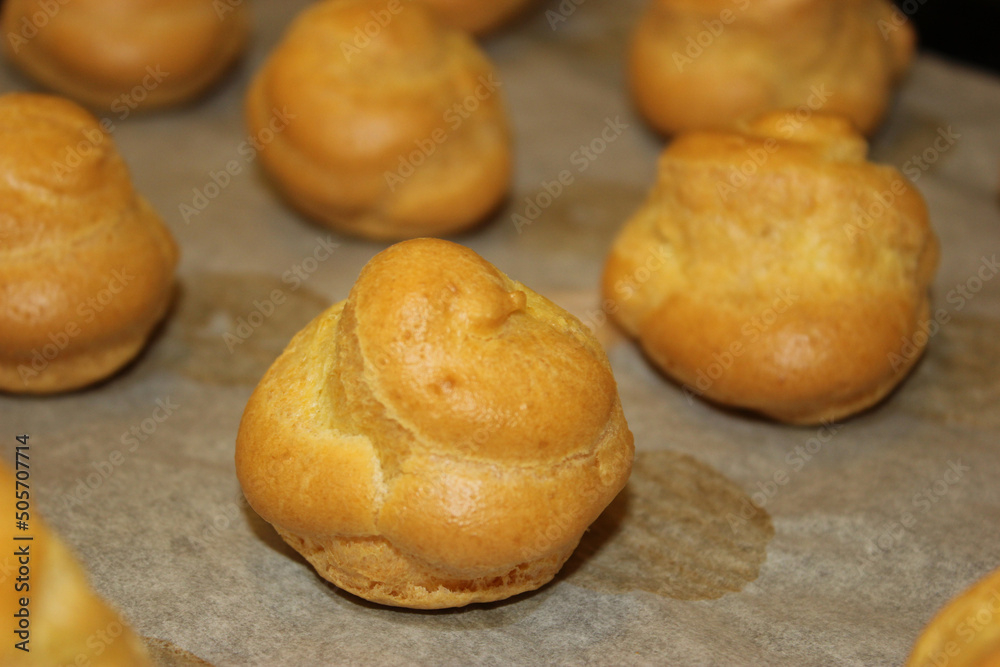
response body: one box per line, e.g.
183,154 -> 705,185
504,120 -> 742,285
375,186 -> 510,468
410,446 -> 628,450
142,637 -> 214,666
564,450 -> 774,601
153,272 -> 330,387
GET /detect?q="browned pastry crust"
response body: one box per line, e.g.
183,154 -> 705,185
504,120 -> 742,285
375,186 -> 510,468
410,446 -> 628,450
236,238 -> 633,608
629,0 -> 916,136
1,0 -> 250,110
418,0 -> 536,35
0,93 -> 178,394
602,111 -> 939,425
245,0 -> 511,240
0,462 -> 153,666
905,566 -> 1000,667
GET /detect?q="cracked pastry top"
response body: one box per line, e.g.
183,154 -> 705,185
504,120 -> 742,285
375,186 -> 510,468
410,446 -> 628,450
0,93 -> 178,394
602,111 -> 939,425
236,238 -> 633,609
1,0 -> 250,110
629,0 -> 915,136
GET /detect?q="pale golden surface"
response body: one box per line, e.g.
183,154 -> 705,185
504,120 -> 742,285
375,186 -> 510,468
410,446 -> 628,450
603,110 -> 939,424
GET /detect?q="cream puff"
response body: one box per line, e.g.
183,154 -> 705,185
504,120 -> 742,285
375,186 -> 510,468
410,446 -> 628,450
629,0 -> 915,135
236,238 -> 633,608
0,93 -> 178,393
2,0 -> 250,111
602,110 -> 939,424
245,0 -> 511,240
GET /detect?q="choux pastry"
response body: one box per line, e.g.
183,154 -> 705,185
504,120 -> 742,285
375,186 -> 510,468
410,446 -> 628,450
245,0 -> 511,240
629,0 -> 915,135
236,238 -> 633,608
602,111 -> 939,424
2,0 -> 250,111
0,93 -> 178,394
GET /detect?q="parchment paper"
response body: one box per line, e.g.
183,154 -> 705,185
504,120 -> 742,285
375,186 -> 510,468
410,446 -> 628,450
2,0 -> 999,665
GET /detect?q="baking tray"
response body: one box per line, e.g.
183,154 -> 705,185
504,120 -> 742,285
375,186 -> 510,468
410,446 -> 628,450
2,0 -> 999,664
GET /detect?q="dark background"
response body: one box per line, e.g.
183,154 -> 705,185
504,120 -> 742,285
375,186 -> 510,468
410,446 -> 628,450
894,0 -> 1000,74
0,0 -> 995,74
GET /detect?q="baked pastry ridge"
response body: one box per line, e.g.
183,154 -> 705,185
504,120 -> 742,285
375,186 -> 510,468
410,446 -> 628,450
237,238 -> 633,608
